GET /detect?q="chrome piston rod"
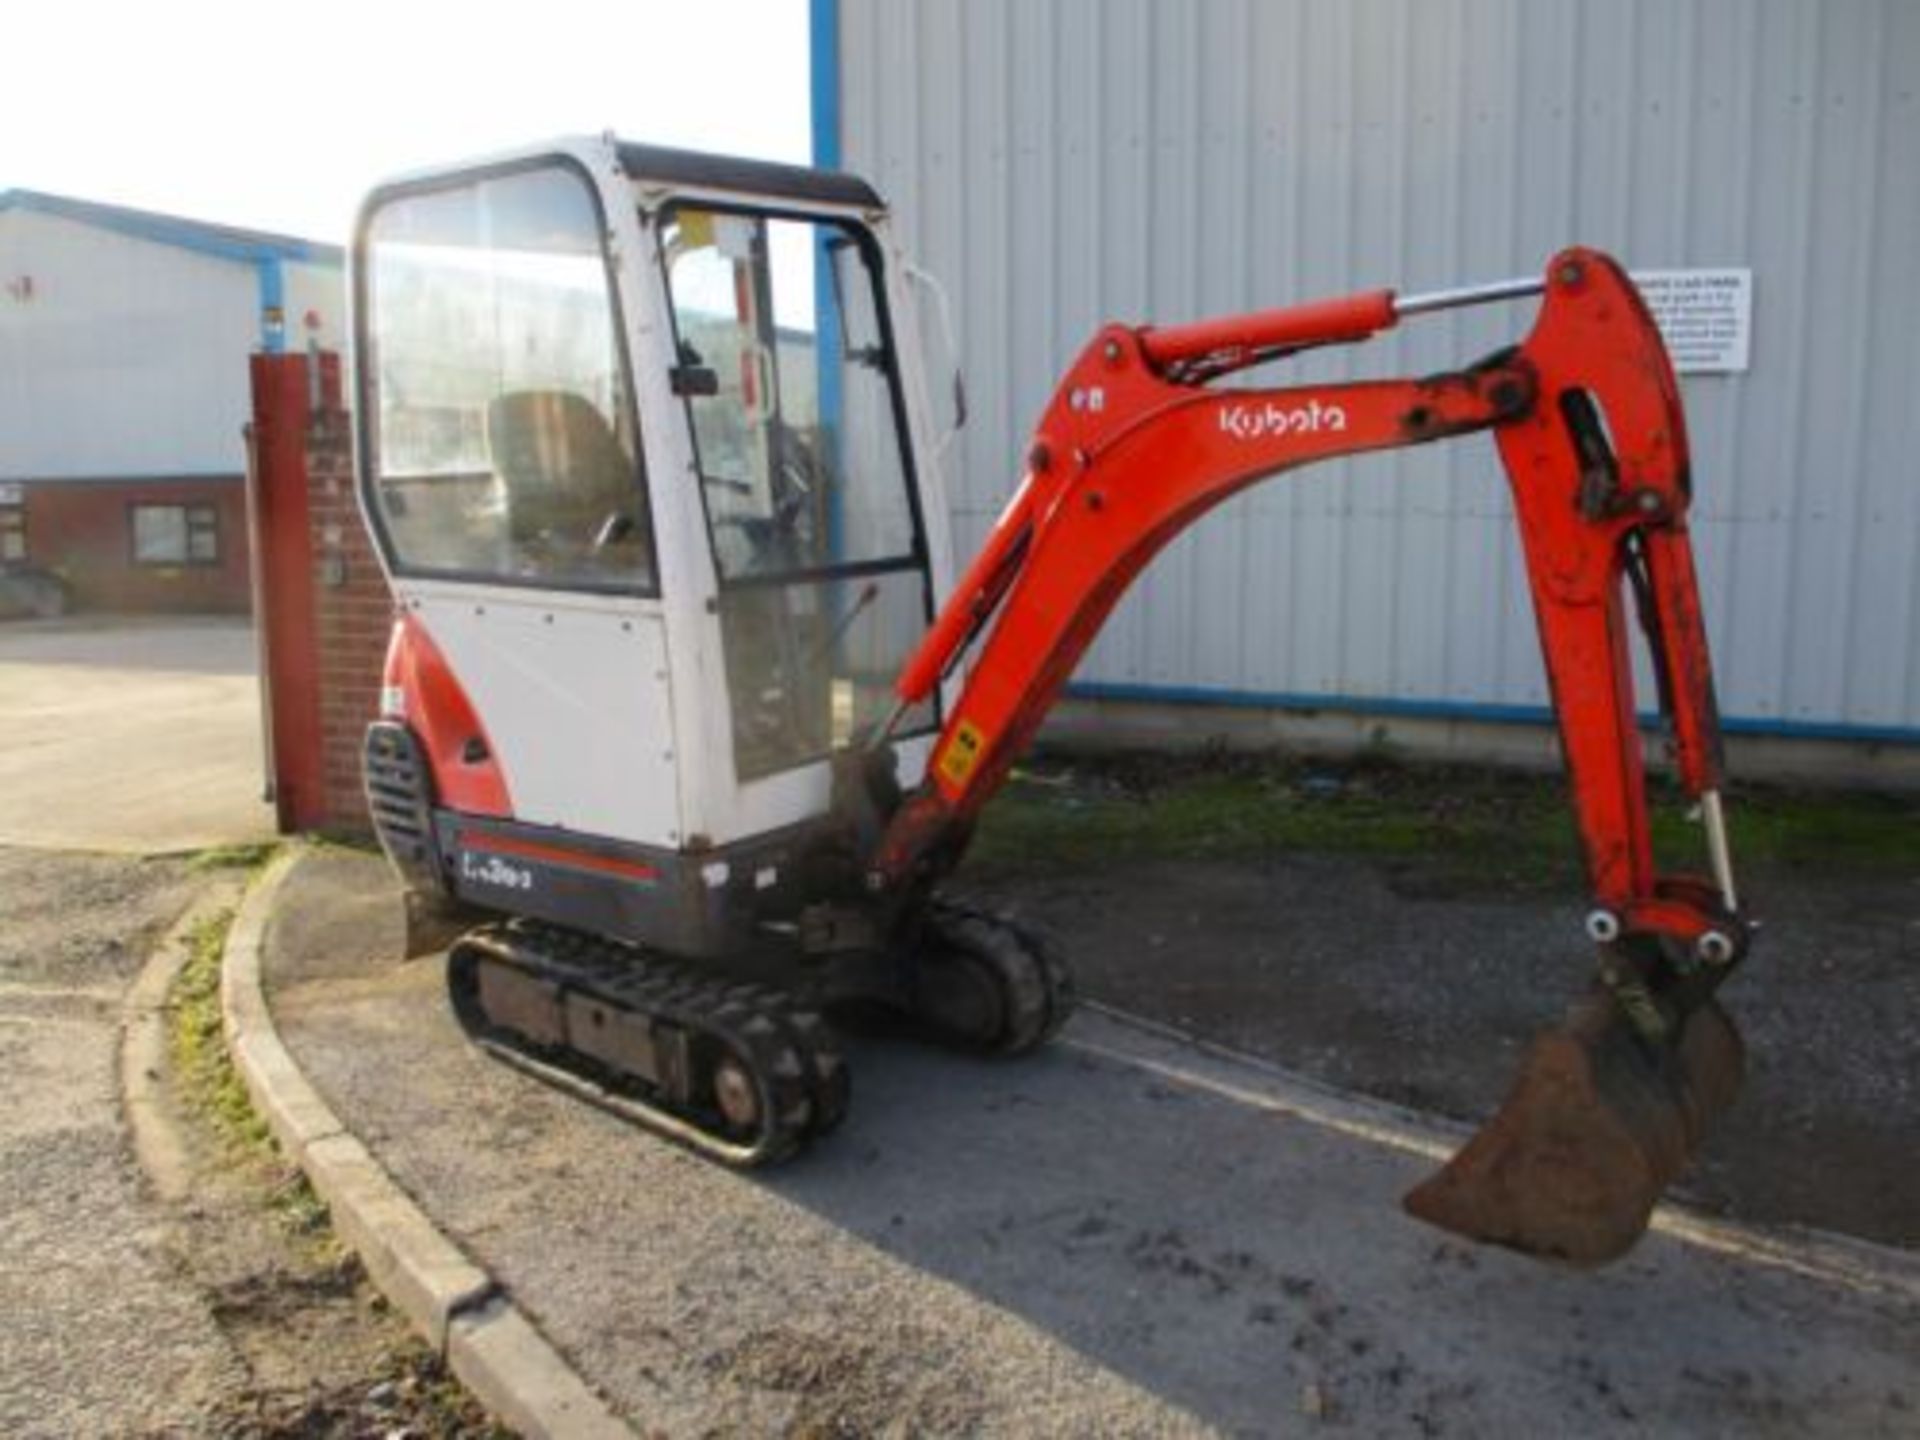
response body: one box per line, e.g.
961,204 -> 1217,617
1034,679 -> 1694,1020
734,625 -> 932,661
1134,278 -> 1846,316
1700,788 -> 1739,915
1395,276 -> 1546,318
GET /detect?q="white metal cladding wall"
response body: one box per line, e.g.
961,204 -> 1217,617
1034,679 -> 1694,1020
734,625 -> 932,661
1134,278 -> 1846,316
0,213 -> 345,481
833,0 -> 1920,739
0,210 -> 259,478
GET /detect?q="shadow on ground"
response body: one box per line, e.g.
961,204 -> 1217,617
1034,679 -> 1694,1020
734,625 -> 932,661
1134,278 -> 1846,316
267,850 -> 1919,1438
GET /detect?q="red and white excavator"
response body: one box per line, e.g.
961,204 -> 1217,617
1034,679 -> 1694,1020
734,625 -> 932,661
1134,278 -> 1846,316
352,136 -> 1748,1265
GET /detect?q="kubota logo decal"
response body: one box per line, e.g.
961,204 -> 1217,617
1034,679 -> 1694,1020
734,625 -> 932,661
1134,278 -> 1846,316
1218,398 -> 1348,440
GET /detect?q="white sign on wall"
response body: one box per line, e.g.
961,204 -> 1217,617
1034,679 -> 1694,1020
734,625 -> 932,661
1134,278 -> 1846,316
0,483 -> 22,505
1630,269 -> 1753,374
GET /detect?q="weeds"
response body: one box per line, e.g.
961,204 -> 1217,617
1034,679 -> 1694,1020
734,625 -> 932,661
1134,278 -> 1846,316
168,904 -> 337,1252
185,842 -> 279,874
970,749 -> 1920,888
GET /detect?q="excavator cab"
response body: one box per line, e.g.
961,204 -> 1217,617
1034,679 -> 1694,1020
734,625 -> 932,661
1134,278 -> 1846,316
354,139 -> 956,954
354,136 -> 1750,1264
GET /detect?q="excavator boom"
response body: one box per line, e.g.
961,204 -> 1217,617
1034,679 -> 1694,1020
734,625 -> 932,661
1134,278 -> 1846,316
868,249 -> 1750,1265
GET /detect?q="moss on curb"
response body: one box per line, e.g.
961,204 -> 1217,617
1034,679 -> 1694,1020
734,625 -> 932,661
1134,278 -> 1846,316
168,903 -> 333,1245
184,842 -> 280,875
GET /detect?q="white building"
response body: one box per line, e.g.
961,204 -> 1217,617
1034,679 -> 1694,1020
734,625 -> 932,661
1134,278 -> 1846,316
816,0 -> 1920,782
0,189 -> 343,610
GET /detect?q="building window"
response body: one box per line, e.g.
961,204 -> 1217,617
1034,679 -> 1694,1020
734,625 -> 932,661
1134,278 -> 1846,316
131,503 -> 220,565
0,506 -> 23,563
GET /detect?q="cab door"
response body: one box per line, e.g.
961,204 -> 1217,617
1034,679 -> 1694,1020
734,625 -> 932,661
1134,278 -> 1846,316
654,201 -> 942,841
356,158 -> 683,848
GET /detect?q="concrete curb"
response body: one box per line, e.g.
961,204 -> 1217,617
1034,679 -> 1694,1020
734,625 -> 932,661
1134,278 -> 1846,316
222,847 -> 634,1440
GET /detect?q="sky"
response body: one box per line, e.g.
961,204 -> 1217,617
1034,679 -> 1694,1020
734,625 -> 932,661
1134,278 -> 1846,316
2,0 -> 813,243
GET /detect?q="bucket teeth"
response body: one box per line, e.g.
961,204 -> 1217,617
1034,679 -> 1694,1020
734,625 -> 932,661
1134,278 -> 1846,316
1403,991 -> 1744,1266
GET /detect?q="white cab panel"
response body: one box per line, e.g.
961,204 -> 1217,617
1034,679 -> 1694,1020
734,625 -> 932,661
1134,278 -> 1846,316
410,588 -> 680,847
702,731 -> 938,849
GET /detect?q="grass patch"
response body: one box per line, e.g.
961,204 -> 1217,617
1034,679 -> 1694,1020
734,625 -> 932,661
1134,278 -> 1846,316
968,750 -> 1920,888
185,842 -> 280,874
168,905 -> 333,1246
306,831 -> 385,858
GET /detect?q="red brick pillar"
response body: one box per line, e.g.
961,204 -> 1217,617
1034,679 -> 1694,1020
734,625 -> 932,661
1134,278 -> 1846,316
307,357 -> 392,831
248,350 -> 392,835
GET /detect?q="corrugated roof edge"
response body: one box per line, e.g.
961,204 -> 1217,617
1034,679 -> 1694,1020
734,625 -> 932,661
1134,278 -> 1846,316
614,140 -> 880,210
0,188 -> 343,266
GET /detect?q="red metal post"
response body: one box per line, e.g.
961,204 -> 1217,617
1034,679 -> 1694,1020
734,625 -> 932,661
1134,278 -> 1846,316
246,352 -> 326,832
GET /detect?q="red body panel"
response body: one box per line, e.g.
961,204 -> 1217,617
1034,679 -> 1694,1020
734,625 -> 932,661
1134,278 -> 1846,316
383,613 -> 513,818
1139,287 -> 1398,367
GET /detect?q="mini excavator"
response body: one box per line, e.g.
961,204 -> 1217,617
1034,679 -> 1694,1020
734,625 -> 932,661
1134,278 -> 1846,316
353,137 -> 1749,1265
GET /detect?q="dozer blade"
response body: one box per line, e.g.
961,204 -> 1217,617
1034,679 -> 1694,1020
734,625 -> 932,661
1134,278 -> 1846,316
1404,989 -> 1743,1266
402,888 -> 486,961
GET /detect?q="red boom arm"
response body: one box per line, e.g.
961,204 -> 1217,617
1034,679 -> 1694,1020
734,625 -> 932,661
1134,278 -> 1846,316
873,248 -> 1740,973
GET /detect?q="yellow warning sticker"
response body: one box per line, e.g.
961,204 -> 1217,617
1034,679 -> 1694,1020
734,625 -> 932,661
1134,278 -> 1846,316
937,720 -> 987,789
678,209 -> 714,248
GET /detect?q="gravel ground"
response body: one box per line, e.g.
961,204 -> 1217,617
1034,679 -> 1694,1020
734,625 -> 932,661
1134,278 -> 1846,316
0,847 -> 238,1437
0,846 -> 503,1438
0,618 -> 274,853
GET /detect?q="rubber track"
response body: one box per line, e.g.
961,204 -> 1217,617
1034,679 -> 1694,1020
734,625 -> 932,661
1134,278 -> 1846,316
924,899 -> 1078,1054
448,919 -> 848,1165
696,977 -> 851,1139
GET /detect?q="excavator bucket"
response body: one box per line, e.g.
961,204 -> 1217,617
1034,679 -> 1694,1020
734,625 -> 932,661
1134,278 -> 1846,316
1404,989 -> 1744,1266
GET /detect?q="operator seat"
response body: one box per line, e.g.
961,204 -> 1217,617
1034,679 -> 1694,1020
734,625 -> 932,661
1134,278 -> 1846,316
485,390 -> 650,581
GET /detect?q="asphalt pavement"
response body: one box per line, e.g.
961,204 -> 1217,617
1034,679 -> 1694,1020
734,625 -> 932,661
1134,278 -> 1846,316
0,616 -> 274,852
265,847 -> 1920,1438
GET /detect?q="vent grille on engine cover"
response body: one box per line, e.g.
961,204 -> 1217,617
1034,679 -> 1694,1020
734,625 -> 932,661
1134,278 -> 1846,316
363,721 -> 438,878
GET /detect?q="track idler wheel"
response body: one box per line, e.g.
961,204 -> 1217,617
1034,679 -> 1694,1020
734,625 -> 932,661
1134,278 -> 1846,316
1403,986 -> 1744,1266
910,901 -> 1076,1055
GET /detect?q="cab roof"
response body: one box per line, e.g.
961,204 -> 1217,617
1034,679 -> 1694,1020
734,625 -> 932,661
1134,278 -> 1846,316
614,141 -> 881,211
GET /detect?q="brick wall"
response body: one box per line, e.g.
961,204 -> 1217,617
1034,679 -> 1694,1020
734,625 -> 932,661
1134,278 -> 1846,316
251,349 -> 391,836
305,376 -> 392,832
20,474 -> 252,612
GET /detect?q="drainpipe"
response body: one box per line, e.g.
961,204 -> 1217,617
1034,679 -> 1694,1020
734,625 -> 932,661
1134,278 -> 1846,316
255,254 -> 286,354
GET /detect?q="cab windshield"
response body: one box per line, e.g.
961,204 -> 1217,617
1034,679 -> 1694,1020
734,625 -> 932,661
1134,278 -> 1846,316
359,162 -> 653,593
660,205 -> 935,778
